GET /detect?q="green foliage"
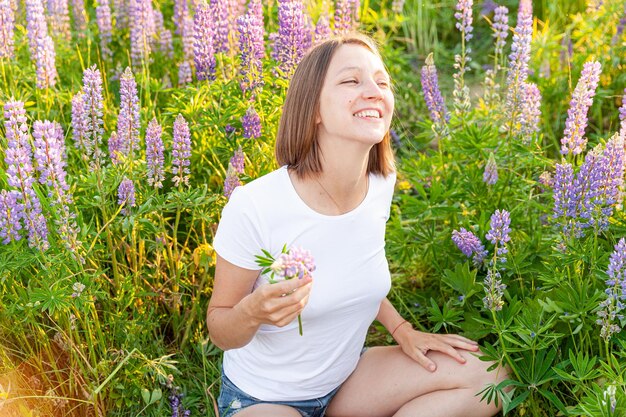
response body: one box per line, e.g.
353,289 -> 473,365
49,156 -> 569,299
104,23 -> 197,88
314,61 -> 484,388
2,0 -> 626,416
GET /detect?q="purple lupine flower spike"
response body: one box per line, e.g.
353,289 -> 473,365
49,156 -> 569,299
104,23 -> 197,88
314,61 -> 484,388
238,12 -> 264,91
421,53 -> 449,125
82,65 -> 105,167
579,134 -> 625,232
223,166 -> 242,199
273,0 -> 310,78
0,190 -> 22,244
552,162 -> 575,220
230,146 -> 245,174
486,209 -> 511,248
173,0 -> 188,35
560,61 -> 601,156
117,67 -> 141,161
566,147 -> 602,237
483,153 -> 498,185
213,0 -> 231,53
113,0 -> 128,29
25,0 -> 46,58
519,82 -> 541,142
129,0 -> 155,65
454,0 -> 473,41
159,27 -> 174,58
33,120 -> 82,257
33,120 -> 68,192
178,60 -> 193,85
486,209 -> 511,266
71,0 -> 87,36
483,269 -> 506,311
146,118 -> 165,188
242,105 -> 261,139
3,100 -> 49,250
314,14 -> 331,46
505,4 -> 533,122
194,1 -> 216,81
334,0 -> 353,35
47,0 -> 71,40
108,131 -> 121,164
96,0 -> 113,60
493,6 -> 509,57
452,0 -> 473,113
118,178 -> 136,215
451,227 -> 488,265
71,91 -> 88,151
248,0 -> 263,23
179,15 -> 194,85
597,238 -> 626,341
172,114 -> 192,187
35,33 -> 57,89
0,0 -> 15,59
153,7 -> 173,58
248,0 -> 264,55
482,209 -> 511,311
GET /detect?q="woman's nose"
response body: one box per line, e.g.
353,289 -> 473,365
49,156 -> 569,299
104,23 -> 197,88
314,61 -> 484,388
362,79 -> 384,100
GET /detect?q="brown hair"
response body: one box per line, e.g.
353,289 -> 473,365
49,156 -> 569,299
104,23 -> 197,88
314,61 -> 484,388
275,33 -> 395,178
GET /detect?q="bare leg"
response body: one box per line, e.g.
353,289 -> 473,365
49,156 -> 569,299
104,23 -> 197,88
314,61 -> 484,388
326,346 -> 507,417
233,404 -> 301,417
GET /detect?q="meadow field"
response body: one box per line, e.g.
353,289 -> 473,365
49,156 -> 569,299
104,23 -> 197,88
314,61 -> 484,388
1,0 -> 626,415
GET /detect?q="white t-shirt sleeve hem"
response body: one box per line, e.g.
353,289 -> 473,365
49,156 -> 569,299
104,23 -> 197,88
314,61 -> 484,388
213,186 -> 265,271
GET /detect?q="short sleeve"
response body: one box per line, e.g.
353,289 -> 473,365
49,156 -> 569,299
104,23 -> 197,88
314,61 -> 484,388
213,186 -> 265,270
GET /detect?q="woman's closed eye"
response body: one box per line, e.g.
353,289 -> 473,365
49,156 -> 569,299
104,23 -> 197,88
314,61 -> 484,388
341,79 -> 358,84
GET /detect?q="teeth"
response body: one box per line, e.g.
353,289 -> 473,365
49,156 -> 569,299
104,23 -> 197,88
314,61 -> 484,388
354,110 -> 380,118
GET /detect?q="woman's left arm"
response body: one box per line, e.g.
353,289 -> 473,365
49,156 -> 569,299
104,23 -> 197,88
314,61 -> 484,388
376,298 -> 479,372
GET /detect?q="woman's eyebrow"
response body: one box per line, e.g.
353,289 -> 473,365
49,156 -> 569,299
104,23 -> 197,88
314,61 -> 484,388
335,66 -> 361,75
335,66 -> 389,77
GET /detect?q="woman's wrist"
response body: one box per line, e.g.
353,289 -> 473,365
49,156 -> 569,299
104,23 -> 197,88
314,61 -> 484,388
236,294 -> 262,328
390,320 -> 411,340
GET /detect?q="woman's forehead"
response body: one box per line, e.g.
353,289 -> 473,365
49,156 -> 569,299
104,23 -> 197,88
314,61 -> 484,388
328,44 -> 387,74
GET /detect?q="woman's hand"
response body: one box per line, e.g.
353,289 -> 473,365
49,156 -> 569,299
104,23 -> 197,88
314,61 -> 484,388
393,324 -> 479,372
239,275 -> 313,328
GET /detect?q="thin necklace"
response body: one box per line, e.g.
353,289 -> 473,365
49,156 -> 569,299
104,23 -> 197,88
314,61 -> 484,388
314,174 -> 369,213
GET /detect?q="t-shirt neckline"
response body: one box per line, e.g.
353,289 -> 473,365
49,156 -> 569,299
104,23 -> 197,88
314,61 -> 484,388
281,166 -> 372,219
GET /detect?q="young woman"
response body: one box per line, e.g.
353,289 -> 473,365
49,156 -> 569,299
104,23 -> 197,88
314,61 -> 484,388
207,33 -> 507,417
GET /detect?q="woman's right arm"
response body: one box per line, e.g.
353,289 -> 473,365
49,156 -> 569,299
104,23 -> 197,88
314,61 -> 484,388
207,255 -> 313,350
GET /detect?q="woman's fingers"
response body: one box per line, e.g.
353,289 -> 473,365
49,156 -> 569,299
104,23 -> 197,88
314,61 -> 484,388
252,277 -> 313,326
410,347 -> 437,372
403,332 -> 480,370
444,334 -> 480,349
268,275 -> 313,296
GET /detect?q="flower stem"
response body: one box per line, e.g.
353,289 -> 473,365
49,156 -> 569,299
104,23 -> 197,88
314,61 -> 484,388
297,314 -> 303,336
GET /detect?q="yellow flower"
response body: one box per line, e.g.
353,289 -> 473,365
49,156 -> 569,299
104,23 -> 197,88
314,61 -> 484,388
193,244 -> 216,268
397,180 -> 411,192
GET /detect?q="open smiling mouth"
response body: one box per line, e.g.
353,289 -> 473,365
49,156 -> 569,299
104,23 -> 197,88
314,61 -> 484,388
353,109 -> 382,119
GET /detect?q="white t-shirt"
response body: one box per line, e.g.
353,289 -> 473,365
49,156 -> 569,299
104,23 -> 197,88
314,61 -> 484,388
213,165 -> 396,401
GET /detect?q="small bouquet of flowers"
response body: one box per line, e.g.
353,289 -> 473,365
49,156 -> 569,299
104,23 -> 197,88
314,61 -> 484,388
255,244 -> 316,336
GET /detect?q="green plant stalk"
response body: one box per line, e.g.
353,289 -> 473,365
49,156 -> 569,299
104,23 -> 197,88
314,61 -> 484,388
487,242 -> 522,382
158,212 -> 177,284
604,340 -> 612,372
491,308 -> 522,383
92,348 -> 138,399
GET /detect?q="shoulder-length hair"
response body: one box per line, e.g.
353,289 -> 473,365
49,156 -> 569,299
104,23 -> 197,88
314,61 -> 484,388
275,33 -> 395,178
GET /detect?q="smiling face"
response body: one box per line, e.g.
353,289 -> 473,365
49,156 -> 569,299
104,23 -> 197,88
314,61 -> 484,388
316,43 -> 394,150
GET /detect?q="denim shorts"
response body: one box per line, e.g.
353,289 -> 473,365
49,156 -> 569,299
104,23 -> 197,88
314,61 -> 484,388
217,369 -> 340,417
